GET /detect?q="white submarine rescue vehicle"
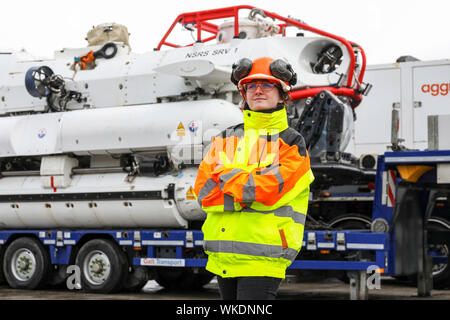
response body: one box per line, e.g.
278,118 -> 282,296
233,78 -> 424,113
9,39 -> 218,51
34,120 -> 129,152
0,6 -> 368,230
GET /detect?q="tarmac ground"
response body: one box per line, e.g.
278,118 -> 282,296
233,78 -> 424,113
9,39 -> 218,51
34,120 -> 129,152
0,275 -> 449,300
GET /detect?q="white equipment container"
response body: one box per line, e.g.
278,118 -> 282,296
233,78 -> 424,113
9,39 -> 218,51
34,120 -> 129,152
345,59 -> 450,156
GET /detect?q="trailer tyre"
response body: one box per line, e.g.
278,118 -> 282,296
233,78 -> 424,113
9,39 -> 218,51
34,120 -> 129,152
76,239 -> 127,293
328,214 -> 372,230
408,217 -> 450,289
0,246 -> 5,285
427,217 -> 450,289
2,237 -> 51,290
153,267 -> 214,290
327,214 -> 372,284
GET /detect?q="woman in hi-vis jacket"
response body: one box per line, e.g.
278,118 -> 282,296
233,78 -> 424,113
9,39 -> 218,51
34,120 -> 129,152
194,57 -> 314,300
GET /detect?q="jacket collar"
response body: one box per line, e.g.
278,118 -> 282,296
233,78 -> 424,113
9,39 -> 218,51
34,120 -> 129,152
243,103 -> 289,133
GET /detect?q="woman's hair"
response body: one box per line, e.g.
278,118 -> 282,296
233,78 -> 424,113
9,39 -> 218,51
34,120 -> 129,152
276,85 -> 290,102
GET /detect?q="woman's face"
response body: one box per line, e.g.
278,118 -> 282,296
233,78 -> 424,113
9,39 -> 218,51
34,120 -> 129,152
244,80 -> 283,111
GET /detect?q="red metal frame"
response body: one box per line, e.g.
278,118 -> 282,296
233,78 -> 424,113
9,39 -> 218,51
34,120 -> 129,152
156,5 -> 366,107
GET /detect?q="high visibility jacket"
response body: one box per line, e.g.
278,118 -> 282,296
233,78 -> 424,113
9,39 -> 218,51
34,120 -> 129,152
194,105 -> 314,279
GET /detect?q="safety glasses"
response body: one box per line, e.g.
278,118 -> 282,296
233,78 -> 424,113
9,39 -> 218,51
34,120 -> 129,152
244,82 -> 277,93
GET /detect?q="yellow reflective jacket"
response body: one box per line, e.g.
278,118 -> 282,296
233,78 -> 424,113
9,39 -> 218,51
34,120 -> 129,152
194,105 -> 314,278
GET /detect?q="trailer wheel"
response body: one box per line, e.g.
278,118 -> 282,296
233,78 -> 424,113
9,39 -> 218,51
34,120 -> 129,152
427,217 -> 450,289
2,237 -> 51,289
123,266 -> 149,292
76,239 -> 127,293
0,246 -> 5,285
153,267 -> 214,290
408,217 -> 450,289
328,214 -> 372,229
327,215 -> 372,284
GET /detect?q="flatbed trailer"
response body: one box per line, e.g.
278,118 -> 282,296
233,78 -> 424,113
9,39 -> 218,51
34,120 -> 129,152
0,228 -> 390,299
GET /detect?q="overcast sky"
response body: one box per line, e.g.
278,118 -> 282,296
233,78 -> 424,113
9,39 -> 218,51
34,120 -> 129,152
1,0 -> 449,64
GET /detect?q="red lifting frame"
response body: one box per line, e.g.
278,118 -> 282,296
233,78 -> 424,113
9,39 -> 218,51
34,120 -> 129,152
156,5 -> 366,107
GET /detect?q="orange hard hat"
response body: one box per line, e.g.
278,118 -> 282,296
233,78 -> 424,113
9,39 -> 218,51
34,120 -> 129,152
231,57 -> 297,93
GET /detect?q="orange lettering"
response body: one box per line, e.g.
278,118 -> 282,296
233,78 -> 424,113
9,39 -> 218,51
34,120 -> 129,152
440,83 -> 449,96
431,83 -> 440,96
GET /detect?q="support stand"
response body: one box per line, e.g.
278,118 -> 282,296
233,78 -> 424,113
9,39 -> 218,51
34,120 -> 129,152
417,190 -> 438,297
347,270 -> 368,300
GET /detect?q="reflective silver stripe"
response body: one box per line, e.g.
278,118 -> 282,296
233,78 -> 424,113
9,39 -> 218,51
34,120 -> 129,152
259,163 -> 279,175
219,168 -> 245,190
223,194 -> 235,211
204,240 -> 298,262
273,167 -> 284,194
243,173 -> 256,202
198,178 -> 218,205
242,206 -> 306,226
273,206 -> 306,225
